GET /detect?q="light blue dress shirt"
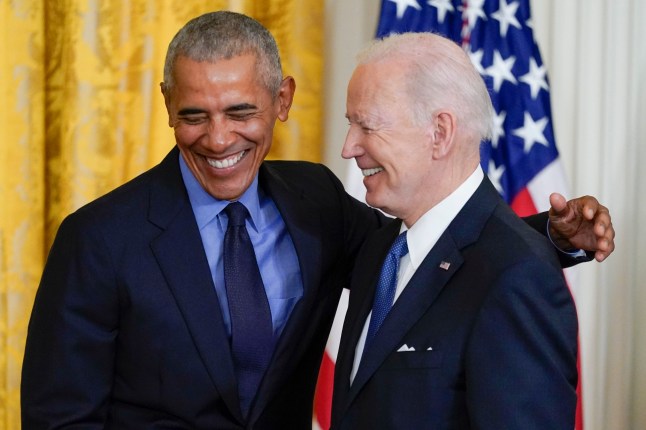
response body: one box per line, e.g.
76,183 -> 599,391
179,155 -> 303,340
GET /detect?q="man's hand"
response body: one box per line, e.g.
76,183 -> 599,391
548,193 -> 615,262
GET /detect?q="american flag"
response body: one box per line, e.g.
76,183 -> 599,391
375,0 -> 568,215
314,1 -> 582,429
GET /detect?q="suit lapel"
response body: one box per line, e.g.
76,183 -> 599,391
340,176 -> 501,411
333,221 -> 399,405
148,148 -> 243,421
346,233 -> 463,404
248,163 -> 324,420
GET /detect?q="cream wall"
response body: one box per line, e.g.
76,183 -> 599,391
322,1 -> 646,429
322,0 -> 379,178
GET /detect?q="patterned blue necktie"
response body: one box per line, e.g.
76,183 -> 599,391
223,202 -> 273,417
364,231 -> 409,351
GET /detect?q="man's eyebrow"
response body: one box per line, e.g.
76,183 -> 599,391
177,103 -> 257,117
177,108 -> 206,116
225,103 -> 257,113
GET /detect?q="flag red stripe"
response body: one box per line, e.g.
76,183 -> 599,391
510,187 -> 538,217
313,352 -> 335,429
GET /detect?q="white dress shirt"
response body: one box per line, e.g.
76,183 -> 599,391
350,166 -> 484,383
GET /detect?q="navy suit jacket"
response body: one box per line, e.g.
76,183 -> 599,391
21,148 -> 383,429
331,177 -> 579,430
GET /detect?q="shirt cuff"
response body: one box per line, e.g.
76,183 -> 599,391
546,218 -> 588,258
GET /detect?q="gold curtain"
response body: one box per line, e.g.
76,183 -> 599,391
0,1 -> 323,428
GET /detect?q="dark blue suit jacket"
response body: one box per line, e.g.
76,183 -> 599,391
331,177 -> 579,430
21,148 -> 383,429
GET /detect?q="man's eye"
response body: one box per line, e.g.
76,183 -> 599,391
229,112 -> 254,121
350,121 -> 373,133
180,116 -> 207,125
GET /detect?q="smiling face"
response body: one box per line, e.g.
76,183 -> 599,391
342,60 -> 438,225
162,54 -> 294,201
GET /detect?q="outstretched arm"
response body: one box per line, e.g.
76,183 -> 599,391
548,193 -> 615,262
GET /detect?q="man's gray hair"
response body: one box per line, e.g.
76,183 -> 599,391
357,32 -> 494,143
163,11 -> 283,97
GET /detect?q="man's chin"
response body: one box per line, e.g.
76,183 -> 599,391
204,182 -> 250,201
365,194 -> 381,210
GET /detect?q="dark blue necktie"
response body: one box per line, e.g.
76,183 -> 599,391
223,202 -> 273,417
364,231 -> 409,351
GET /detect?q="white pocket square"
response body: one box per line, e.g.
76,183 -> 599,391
397,344 -> 416,352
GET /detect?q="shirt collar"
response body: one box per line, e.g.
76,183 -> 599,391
401,165 -> 484,270
179,154 -> 263,232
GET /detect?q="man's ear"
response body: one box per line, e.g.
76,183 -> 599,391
276,76 -> 296,122
160,82 -> 173,128
431,111 -> 456,159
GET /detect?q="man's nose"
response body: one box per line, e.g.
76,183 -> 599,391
208,118 -> 235,147
341,127 -> 364,160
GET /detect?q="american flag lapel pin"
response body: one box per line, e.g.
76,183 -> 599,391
439,261 -> 451,271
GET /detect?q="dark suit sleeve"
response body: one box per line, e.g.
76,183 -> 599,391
465,259 -> 578,430
317,164 -> 388,286
522,212 -> 593,268
21,213 -> 118,428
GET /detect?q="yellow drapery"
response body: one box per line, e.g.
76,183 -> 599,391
0,1 -> 323,428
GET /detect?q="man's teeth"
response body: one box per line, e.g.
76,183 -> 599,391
362,167 -> 384,177
207,151 -> 246,169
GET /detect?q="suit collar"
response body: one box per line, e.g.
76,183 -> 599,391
333,220 -> 402,412
335,176 -> 502,416
148,147 -> 188,230
406,166 -> 484,269
148,147 -> 244,422
149,153 -> 329,424
148,154 -> 347,424
246,162 -> 325,421
257,162 -> 323,298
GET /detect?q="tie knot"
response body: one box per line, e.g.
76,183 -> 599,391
390,231 -> 409,258
225,201 -> 249,227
